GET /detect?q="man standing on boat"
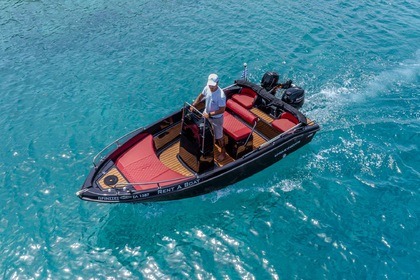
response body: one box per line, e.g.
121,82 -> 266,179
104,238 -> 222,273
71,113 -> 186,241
191,73 -> 227,161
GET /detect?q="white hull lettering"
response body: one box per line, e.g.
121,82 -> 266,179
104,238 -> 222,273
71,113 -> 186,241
157,179 -> 201,195
274,140 -> 301,158
132,193 -> 150,199
158,187 -> 175,194
98,196 -> 119,201
184,179 -> 200,188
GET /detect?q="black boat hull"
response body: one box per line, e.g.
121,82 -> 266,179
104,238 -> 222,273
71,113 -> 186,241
77,79 -> 320,203
78,125 -> 318,203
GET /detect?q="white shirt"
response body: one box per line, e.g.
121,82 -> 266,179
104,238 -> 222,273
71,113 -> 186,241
201,86 -> 226,118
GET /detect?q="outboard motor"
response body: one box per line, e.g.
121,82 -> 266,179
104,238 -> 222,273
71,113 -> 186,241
281,86 -> 305,109
261,71 -> 292,94
261,72 -> 279,93
261,71 -> 305,109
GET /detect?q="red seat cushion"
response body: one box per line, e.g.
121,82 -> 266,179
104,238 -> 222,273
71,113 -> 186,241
272,112 -> 299,133
231,88 -> 257,109
240,87 -> 257,98
272,119 -> 296,133
280,112 -> 299,124
226,99 -> 258,125
223,112 -> 252,141
116,134 -> 185,189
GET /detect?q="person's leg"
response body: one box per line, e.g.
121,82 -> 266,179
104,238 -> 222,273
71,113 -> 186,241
216,137 -> 226,161
211,117 -> 226,161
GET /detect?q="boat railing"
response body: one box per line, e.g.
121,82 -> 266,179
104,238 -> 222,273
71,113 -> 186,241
92,126 -> 145,167
259,123 -> 302,149
185,101 -> 204,117
110,175 -> 196,192
183,102 -> 211,154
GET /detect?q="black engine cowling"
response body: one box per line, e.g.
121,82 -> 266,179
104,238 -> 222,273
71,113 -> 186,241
281,86 -> 305,109
260,71 -> 305,109
260,72 -> 279,92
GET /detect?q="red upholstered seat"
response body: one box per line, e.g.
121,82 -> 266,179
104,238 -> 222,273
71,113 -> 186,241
280,112 -> 298,124
223,112 -> 252,141
116,134 -> 185,190
231,87 -> 257,109
226,99 -> 258,125
272,112 -> 299,133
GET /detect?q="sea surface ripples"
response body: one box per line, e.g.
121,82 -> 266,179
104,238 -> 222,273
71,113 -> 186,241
1,0 -> 419,279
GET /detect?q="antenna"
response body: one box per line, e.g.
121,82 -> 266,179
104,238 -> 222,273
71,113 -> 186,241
241,63 -> 248,81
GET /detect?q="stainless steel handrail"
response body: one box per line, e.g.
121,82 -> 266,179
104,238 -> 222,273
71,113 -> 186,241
183,102 -> 211,154
244,118 -> 258,147
185,101 -> 204,117
258,123 -> 302,149
111,175 -> 196,190
92,126 -> 145,167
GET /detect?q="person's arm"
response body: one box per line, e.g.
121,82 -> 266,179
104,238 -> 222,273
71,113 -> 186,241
208,106 -> 225,117
192,93 -> 204,107
190,92 -> 204,112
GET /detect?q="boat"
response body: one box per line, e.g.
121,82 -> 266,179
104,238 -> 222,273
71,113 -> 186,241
77,70 -> 320,203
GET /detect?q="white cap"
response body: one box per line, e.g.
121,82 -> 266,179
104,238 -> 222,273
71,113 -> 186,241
207,73 -> 219,86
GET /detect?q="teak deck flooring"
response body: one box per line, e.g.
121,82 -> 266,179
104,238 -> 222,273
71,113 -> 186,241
97,167 -> 128,189
159,142 -> 194,176
159,129 -> 268,172
251,108 -> 274,123
159,109 -> 273,172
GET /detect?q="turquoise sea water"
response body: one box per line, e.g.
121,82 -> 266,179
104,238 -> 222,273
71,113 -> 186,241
1,0 -> 419,278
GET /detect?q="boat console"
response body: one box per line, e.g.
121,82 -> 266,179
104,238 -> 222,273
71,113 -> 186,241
178,106 -> 214,173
